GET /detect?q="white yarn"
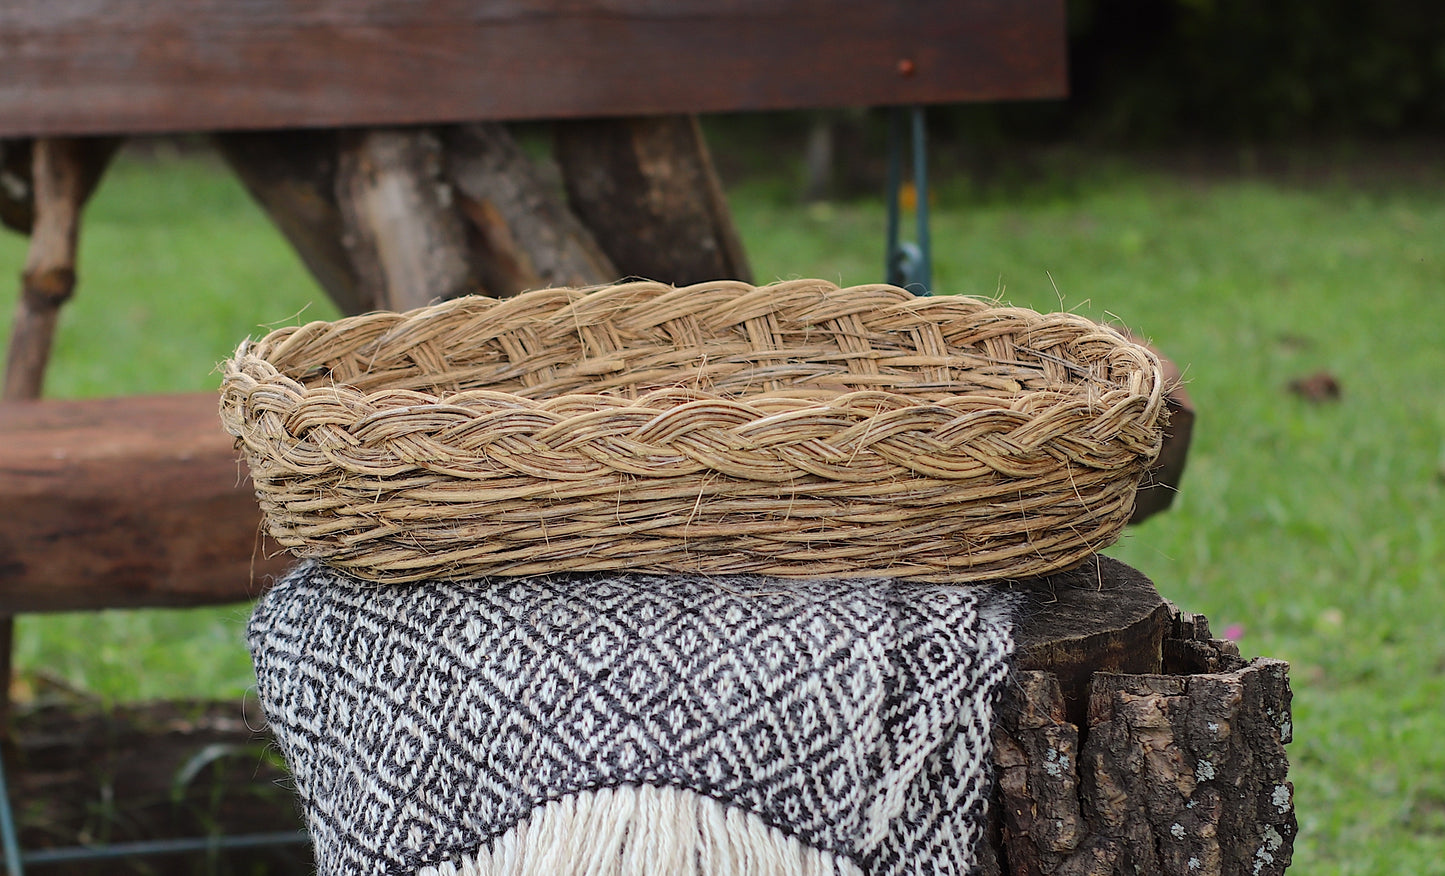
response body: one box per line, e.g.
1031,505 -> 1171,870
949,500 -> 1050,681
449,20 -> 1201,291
418,785 -> 862,876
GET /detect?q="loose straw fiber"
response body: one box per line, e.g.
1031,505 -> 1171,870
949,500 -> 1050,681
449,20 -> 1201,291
219,279 -> 1166,583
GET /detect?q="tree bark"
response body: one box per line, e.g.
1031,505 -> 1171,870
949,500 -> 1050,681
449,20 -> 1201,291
441,123 -> 617,296
1012,557 -> 1173,729
334,127 -> 479,311
214,129 -> 366,315
555,115 -> 752,285
985,600 -> 1295,876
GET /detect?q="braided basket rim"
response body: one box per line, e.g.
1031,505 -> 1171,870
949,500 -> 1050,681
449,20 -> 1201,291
220,279 -> 1167,583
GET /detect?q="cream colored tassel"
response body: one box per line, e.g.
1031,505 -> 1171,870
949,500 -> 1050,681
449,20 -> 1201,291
417,785 -> 863,876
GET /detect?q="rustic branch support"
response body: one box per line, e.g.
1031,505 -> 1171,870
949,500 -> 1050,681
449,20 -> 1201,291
556,115 -> 753,284
4,138 -> 118,400
334,128 -> 479,311
442,123 -> 618,295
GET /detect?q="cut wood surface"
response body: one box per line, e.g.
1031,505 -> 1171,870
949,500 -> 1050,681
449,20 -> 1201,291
0,0 -> 1067,139
0,394 -> 288,613
1011,556 -> 1173,729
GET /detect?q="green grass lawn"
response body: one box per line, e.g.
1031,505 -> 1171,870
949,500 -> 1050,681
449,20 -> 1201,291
2,143 -> 1442,873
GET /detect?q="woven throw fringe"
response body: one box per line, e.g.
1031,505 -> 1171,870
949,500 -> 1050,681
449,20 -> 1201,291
419,785 -> 862,876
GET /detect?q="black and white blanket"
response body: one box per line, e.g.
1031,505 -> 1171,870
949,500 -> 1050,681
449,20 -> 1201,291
249,562 -> 1015,875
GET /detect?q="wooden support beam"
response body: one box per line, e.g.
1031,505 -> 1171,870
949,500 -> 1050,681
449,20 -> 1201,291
334,128 -> 480,311
0,0 -> 1068,139
214,129 -> 366,315
4,138 -> 117,400
443,123 -> 618,296
2,136 -> 118,727
556,115 -> 753,285
0,394 -> 290,614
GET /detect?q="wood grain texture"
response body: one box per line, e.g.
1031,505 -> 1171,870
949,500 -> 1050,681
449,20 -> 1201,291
0,0 -> 1067,138
0,394 -> 290,613
556,115 -> 753,285
444,123 -> 618,296
335,128 -> 480,310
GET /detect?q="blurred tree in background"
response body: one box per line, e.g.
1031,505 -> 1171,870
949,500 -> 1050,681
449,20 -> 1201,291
988,0 -> 1445,142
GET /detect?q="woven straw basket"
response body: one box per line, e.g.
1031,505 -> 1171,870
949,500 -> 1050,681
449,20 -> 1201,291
220,280 -> 1166,584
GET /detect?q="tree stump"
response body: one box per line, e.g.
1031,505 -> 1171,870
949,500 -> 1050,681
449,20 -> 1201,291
985,557 -> 1295,876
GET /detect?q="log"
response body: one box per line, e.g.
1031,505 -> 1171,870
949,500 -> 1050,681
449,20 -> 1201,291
0,394 -> 289,614
213,129 -> 366,315
555,115 -> 753,285
0,0 -> 1067,139
334,128 -> 479,311
1011,556 -> 1173,729
442,123 -> 618,296
986,595 -> 1296,876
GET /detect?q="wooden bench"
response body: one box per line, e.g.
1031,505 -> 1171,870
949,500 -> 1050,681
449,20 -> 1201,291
0,5 -> 1294,874
0,0 -> 1070,616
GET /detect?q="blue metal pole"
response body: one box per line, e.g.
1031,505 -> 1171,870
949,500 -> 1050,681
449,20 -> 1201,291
883,105 -> 932,296
0,756 -> 25,876
910,105 -> 932,295
884,107 -> 905,288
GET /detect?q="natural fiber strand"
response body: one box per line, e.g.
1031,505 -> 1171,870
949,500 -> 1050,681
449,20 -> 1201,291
417,786 -> 862,876
221,279 -> 1166,583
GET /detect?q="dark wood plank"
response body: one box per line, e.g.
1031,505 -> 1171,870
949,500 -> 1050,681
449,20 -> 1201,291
0,394 -> 291,613
0,0 -> 1066,138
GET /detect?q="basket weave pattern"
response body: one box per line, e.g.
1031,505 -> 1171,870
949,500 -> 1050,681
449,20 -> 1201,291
220,280 -> 1166,583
